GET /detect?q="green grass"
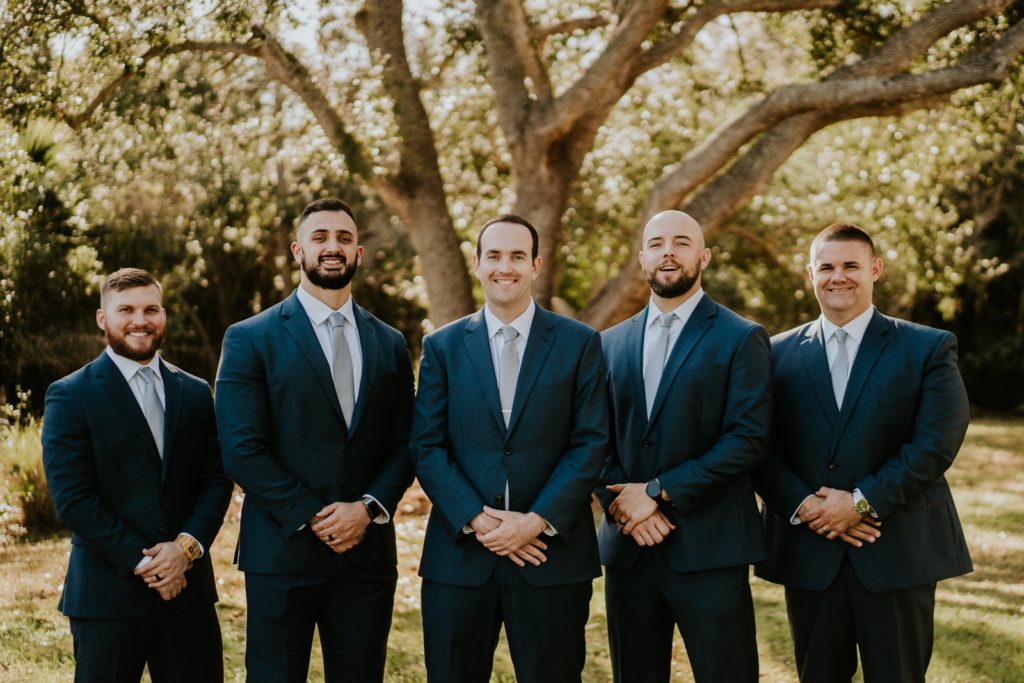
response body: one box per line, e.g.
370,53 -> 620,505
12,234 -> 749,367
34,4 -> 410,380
1,417 -> 1022,681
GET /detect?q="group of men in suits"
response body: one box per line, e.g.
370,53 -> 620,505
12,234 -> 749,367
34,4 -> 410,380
41,197 -> 972,683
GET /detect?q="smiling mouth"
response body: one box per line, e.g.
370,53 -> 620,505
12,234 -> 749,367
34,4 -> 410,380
127,330 -> 152,337
319,256 -> 345,267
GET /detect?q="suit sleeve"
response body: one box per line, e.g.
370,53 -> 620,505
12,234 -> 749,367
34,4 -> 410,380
594,370 -> 625,519
364,332 -> 415,515
658,324 -> 772,513
412,335 -> 489,534
528,330 -> 609,533
215,324 -> 323,536
855,331 -> 970,518
41,380 -> 150,577
177,383 -> 233,551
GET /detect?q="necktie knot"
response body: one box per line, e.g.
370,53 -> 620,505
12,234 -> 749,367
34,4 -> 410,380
137,366 -> 157,384
658,313 -> 675,330
329,311 -> 347,330
833,328 -> 848,345
500,325 -> 519,344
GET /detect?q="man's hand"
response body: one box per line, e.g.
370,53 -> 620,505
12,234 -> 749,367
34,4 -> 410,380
155,574 -> 187,601
627,509 -> 676,547
477,507 -> 548,559
834,518 -> 882,547
802,487 -> 863,538
506,538 -> 549,567
606,483 -> 659,533
469,510 -> 502,536
311,502 -> 372,554
135,542 -> 190,587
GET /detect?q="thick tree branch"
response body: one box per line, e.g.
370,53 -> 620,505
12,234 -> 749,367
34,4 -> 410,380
530,14 -> 610,39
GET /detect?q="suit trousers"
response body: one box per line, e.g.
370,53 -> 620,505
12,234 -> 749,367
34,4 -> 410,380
785,557 -> 936,683
421,559 -> 592,683
605,549 -> 758,683
69,602 -> 222,683
244,555 -> 398,683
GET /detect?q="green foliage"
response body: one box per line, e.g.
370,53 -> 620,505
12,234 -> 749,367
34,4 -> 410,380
0,394 -> 61,541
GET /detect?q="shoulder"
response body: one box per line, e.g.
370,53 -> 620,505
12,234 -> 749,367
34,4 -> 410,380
422,312 -> 476,349
355,305 -> 408,349
770,321 -> 813,348
542,308 -> 598,340
161,361 -> 212,393
46,361 -> 94,397
707,300 -> 764,336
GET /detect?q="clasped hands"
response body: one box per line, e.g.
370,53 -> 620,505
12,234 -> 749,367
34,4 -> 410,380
798,486 -> 881,548
133,542 -> 190,601
469,507 -> 549,568
310,501 -> 372,554
605,483 -> 677,547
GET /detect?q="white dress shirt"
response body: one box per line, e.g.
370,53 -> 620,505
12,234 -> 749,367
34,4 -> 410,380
789,305 -> 876,525
641,289 -> 705,377
105,348 -> 205,564
483,300 -> 535,424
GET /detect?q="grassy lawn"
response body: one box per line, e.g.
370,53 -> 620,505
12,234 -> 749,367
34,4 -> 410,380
1,417 -> 1021,681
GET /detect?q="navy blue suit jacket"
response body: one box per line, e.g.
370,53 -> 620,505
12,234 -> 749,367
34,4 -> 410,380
215,292 -> 414,574
756,311 -> 973,592
412,306 -> 609,587
42,353 -> 232,619
597,294 -> 771,572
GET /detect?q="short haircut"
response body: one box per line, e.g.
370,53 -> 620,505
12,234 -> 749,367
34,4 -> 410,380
811,222 -> 877,259
476,214 -> 540,260
100,268 -> 162,306
297,198 -> 356,233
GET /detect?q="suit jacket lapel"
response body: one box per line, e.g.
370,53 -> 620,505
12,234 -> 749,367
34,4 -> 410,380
280,293 -> 345,424
506,307 -> 556,438
463,311 -> 506,434
159,359 -> 184,481
645,295 -> 715,434
623,311 -> 648,431
832,311 -> 890,442
348,303 -> 379,436
799,320 -> 838,426
94,354 -> 162,465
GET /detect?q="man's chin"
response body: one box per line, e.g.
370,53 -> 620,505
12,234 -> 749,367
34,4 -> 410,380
108,337 -> 161,362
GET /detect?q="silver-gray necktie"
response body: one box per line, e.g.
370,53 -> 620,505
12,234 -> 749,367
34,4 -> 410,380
644,313 -> 676,417
831,328 -> 850,409
137,366 -> 164,458
328,312 -> 355,425
498,325 -> 520,427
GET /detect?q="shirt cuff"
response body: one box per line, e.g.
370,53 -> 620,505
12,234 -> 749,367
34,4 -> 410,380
135,555 -> 153,570
790,494 -> 817,525
362,495 -> 390,524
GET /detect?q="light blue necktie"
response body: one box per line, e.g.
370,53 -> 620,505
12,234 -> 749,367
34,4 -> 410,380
831,328 -> 850,409
644,313 -> 676,417
328,312 -> 355,425
137,366 -> 164,458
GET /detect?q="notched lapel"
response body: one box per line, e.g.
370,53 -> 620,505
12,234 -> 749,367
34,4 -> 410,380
799,321 -> 838,425
506,309 -> 557,437
645,296 -> 715,432
623,312 -> 647,429
280,295 -> 345,423
159,361 -> 184,480
348,305 -> 379,436
463,312 -> 505,433
95,355 -> 162,465
833,312 -> 890,441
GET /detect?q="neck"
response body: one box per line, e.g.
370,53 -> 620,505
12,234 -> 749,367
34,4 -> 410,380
300,279 -> 352,310
824,304 -> 870,328
487,299 -> 530,325
651,284 -> 700,314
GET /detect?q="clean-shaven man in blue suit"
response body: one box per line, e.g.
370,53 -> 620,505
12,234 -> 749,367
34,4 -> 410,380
756,223 -> 972,682
597,211 -> 772,682
412,214 -> 608,682
215,198 -> 415,682
42,267 -> 232,682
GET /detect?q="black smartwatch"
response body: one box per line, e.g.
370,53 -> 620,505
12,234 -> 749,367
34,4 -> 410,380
645,479 -> 663,501
362,498 -> 384,521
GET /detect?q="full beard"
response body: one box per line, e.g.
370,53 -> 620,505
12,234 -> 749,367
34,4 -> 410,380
302,252 -> 358,290
106,327 -> 165,362
646,263 -> 700,299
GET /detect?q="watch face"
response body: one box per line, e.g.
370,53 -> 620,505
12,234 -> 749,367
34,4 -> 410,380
855,499 -> 870,514
645,481 -> 661,499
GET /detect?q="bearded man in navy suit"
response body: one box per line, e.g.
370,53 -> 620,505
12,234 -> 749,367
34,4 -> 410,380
215,198 -> 414,682
42,267 -> 232,682
412,214 -> 608,683
756,223 -> 972,682
597,211 -> 772,682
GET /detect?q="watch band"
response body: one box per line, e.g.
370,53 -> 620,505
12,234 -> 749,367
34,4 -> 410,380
175,534 -> 202,562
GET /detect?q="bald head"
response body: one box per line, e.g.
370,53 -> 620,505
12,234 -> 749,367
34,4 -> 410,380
639,210 -> 711,307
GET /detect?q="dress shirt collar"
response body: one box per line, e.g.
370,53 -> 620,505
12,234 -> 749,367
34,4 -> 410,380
296,284 -> 356,327
644,288 -> 704,331
819,305 -> 875,346
484,299 -> 536,342
105,346 -> 161,383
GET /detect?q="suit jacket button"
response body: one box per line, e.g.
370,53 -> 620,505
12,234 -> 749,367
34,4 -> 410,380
495,495 -> 504,505
827,463 -> 838,472
642,441 -> 652,449
504,447 -> 512,456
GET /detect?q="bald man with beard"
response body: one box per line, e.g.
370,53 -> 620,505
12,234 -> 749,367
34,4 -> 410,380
596,211 -> 772,682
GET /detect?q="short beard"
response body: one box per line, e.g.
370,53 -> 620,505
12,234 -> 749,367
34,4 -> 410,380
106,327 -> 165,362
302,251 -> 358,290
646,264 -> 700,299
